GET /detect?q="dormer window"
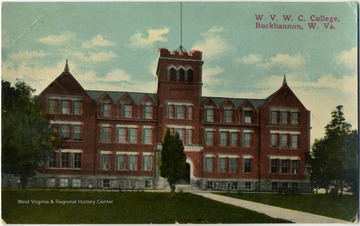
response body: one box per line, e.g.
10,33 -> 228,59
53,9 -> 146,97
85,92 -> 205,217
100,103 -> 111,117
205,108 -> 214,122
224,108 -> 233,123
243,110 -> 252,124
123,103 -> 133,118
143,104 -> 153,119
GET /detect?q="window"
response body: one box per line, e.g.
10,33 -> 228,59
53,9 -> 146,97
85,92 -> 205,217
291,134 -> 299,148
142,155 -> 151,171
179,68 -> 185,81
186,129 -> 193,145
61,153 -> 69,168
243,133 -> 252,148
224,109 -> 233,123
101,127 -> 111,143
291,112 -> 299,124
272,182 -> 278,190
270,133 -> 279,147
102,179 -> 110,188
280,112 -> 288,124
143,105 -> 153,119
176,105 -> 185,119
48,99 -> 58,114
206,181 -> 214,190
243,158 -> 252,173
124,104 -> 132,118
270,159 -> 278,173
205,131 -> 214,146
280,159 -> 288,173
245,182 -> 252,190
219,132 -> 227,146
73,101 -> 82,115
130,179 -> 137,189
143,128 -> 152,144
59,178 -> 69,187
167,105 -> 174,118
187,69 -> 193,82
176,128 -> 185,144
230,182 -> 238,190
48,152 -> 56,168
116,155 -> 125,170
128,155 -> 137,171
60,125 -> 70,140
218,158 -> 226,172
229,158 -> 237,173
205,109 -> 214,122
72,153 -> 81,168
61,100 -> 70,114
244,111 -> 252,123
129,128 -> 137,144
187,106 -> 193,119
280,134 -> 288,148
204,157 -> 213,172
101,103 -> 111,117
230,132 -> 238,147
169,67 -> 177,81
117,128 -> 126,143
270,111 -> 278,124
72,125 -> 82,140
282,182 -> 288,189
291,160 -> 299,174
145,180 -> 152,189
47,178 -> 56,187
100,154 -> 110,170
72,179 -> 81,188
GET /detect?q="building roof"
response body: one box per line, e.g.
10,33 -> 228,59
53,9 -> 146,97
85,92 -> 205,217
86,90 -> 157,105
202,96 -> 266,109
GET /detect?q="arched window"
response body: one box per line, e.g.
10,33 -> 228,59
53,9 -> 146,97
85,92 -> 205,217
169,67 -> 177,81
187,69 -> 193,82
179,68 -> 185,81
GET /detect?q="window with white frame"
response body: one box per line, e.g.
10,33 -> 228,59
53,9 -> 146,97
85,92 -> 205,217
143,105 -> 153,119
48,99 -> 57,114
186,129 -> 193,145
72,179 -> 81,188
187,106 -> 193,119
60,153 -> 69,168
128,155 -> 137,171
224,109 -> 233,123
243,158 -> 252,173
291,160 -> 299,174
61,100 -> 70,114
117,127 -> 126,143
270,111 -> 278,124
244,110 -> 252,123
102,179 -> 110,188
219,132 -> 227,146
230,132 -> 238,147
229,158 -> 237,173
59,178 -> 69,187
280,159 -> 288,173
100,154 -> 110,170
218,157 -> 226,172
167,105 -> 175,118
73,101 -> 82,115
270,133 -> 279,147
72,125 -> 82,140
205,131 -> 214,146
101,103 -> 111,117
123,104 -> 133,118
280,134 -> 288,148
72,153 -> 81,168
129,128 -> 137,144
245,182 -> 252,190
47,178 -> 56,187
101,126 -> 111,143
280,111 -> 288,124
270,159 -> 278,173
291,112 -> 299,124
60,125 -> 71,140
176,105 -> 185,119
116,154 -> 126,170
204,156 -> 213,172
205,108 -> 214,122
142,155 -> 151,171
242,133 -> 252,148
230,182 -> 238,190
143,128 -> 152,144
291,134 -> 299,148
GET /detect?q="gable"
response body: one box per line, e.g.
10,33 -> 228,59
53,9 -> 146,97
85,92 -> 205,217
264,84 -> 308,110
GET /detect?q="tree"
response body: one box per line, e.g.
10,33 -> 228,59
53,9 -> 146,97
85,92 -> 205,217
160,128 -> 187,192
309,105 -> 358,195
2,80 -> 55,188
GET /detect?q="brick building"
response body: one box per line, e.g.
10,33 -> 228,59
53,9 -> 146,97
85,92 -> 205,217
5,47 -> 311,191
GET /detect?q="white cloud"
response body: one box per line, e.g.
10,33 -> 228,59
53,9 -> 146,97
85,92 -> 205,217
37,32 -> 76,45
192,26 -> 231,60
81,34 -> 115,48
130,27 -> 169,48
70,50 -> 117,63
10,50 -> 48,62
258,53 -> 305,69
203,65 -> 224,78
336,47 -> 357,69
237,54 -> 263,64
103,68 -> 131,81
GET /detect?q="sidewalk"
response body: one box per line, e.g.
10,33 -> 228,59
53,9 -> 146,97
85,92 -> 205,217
178,185 -> 350,224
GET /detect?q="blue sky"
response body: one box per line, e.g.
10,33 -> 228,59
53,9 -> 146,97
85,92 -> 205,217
2,1 -> 358,142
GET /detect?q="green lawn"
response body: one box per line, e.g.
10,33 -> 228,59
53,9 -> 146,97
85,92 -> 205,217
218,192 -> 358,221
2,189 -> 290,224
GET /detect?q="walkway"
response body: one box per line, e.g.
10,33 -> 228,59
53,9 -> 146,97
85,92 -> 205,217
178,185 -> 350,224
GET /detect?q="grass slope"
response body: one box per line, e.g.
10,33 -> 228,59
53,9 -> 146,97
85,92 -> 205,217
2,189 -> 290,224
219,193 -> 358,221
